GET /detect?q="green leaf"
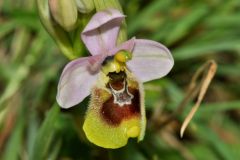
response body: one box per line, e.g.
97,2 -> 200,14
173,39 -> 240,60
0,35 -> 46,110
199,101 -> 240,112
128,0 -> 174,35
165,5 -> 208,45
0,21 -> 16,39
197,124 -> 237,160
29,103 -> 60,160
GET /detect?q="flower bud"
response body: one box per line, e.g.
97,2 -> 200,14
49,0 -> 78,31
75,0 -> 94,13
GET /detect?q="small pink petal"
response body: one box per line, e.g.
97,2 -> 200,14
81,9 -> 125,56
56,55 -> 104,108
127,39 -> 174,82
109,37 -> 135,56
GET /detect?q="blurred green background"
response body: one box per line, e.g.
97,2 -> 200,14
1,0 -> 240,160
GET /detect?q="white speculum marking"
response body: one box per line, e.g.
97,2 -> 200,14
109,79 -> 134,107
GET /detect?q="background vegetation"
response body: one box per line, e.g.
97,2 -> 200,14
0,0 -> 240,159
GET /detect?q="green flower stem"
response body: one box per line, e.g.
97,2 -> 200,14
93,0 -> 127,44
72,14 -> 91,57
72,24 -> 84,57
93,0 -> 122,11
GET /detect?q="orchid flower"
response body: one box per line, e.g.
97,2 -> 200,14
56,9 -> 174,149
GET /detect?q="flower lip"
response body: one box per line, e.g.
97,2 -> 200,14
101,83 -> 141,126
101,95 -> 140,126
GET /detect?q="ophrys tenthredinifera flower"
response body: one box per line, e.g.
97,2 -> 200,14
57,9 -> 174,149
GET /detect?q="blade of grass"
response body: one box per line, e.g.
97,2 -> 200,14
197,124 -> 237,160
127,0 -> 174,35
2,109 -> 24,160
205,14 -> 240,28
0,34 -> 46,110
29,103 -> 60,160
217,63 -> 240,76
199,101 -> 240,112
173,39 -> 240,60
47,139 -> 62,160
165,5 -> 208,45
10,28 -> 31,62
0,21 -> 16,39
26,110 -> 39,156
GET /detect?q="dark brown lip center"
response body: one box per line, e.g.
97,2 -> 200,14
101,87 -> 140,126
101,71 -> 140,126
